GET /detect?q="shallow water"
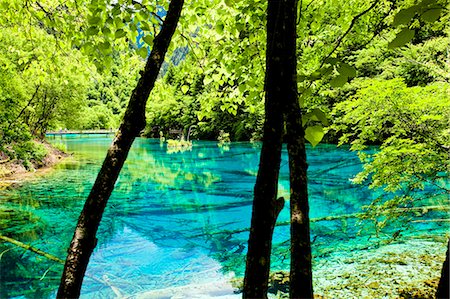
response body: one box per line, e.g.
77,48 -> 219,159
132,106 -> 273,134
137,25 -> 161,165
0,135 -> 447,298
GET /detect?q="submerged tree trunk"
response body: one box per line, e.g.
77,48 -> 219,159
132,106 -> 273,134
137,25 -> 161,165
436,240 -> 449,299
243,0 -> 299,297
56,1 -> 184,297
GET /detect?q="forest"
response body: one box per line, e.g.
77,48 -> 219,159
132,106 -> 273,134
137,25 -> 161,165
0,0 -> 449,298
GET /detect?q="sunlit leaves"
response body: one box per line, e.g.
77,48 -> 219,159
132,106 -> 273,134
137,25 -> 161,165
142,35 -> 154,45
305,125 -> 324,147
137,47 -> 148,59
86,26 -> 99,36
215,23 -> 224,34
0,25 -> 92,138
115,29 -> 126,38
332,78 -> 450,223
181,85 -> 189,94
88,15 -> 101,25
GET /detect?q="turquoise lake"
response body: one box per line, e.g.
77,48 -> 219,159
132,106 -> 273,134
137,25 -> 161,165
0,135 -> 448,298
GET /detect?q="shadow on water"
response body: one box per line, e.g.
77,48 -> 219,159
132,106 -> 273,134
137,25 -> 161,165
0,136 -> 448,298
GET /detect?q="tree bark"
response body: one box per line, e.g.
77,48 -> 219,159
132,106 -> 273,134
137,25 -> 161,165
243,0 -> 298,297
56,1 -> 184,298
436,239 -> 449,299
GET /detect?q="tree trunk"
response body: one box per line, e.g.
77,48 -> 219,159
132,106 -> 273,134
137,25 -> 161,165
436,239 -> 449,299
243,0 -> 298,297
286,105 -> 314,298
56,1 -> 184,297
279,0 -> 314,296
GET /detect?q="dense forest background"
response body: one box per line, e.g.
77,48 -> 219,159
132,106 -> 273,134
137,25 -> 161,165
1,0 -> 449,150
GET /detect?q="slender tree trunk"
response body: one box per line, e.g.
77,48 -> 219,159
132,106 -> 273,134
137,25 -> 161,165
436,240 -> 449,299
286,105 -> 314,298
243,0 -> 299,297
56,1 -> 184,297
279,0 -> 314,296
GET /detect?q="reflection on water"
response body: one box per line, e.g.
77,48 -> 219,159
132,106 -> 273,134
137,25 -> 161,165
0,135 -> 447,298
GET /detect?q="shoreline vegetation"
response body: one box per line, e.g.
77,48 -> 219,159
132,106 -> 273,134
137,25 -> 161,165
0,140 -> 69,186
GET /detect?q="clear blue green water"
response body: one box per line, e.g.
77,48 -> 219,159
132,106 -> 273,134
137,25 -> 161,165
0,135 -> 448,298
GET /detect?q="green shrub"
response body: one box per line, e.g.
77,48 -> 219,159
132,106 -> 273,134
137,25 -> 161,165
12,141 -> 48,167
52,142 -> 67,153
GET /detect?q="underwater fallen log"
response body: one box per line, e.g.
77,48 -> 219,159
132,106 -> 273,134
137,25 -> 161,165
411,219 -> 450,223
198,205 -> 450,237
0,234 -> 64,264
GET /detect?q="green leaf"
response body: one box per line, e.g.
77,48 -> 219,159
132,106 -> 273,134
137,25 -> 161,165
88,16 -> 101,25
111,5 -> 121,16
305,125 -> 325,147
311,108 -> 329,126
297,75 -> 307,82
137,47 -> 148,59
393,6 -> 418,27
99,41 -> 111,50
308,67 -> 333,81
86,26 -> 99,36
142,35 -> 154,46
215,23 -> 224,34
224,0 -> 234,7
123,13 -> 132,22
141,21 -> 151,31
115,29 -> 126,38
102,26 -> 112,36
203,76 -> 213,85
138,10 -> 148,21
298,87 -> 311,107
420,8 -> 442,22
212,73 -> 221,82
302,115 -> 309,127
98,42 -> 112,54
150,16 -> 160,25
238,84 -> 246,93
339,63 -> 356,78
114,17 -> 124,28
130,22 -> 138,33
324,57 -> 340,65
388,29 -> 415,49
330,74 -> 348,88
181,85 -> 189,94
105,16 -> 114,26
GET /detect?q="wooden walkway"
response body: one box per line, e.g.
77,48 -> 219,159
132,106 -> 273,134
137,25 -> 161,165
46,129 -> 116,135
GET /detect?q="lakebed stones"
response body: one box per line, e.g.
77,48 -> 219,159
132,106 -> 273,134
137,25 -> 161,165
239,238 -> 447,298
